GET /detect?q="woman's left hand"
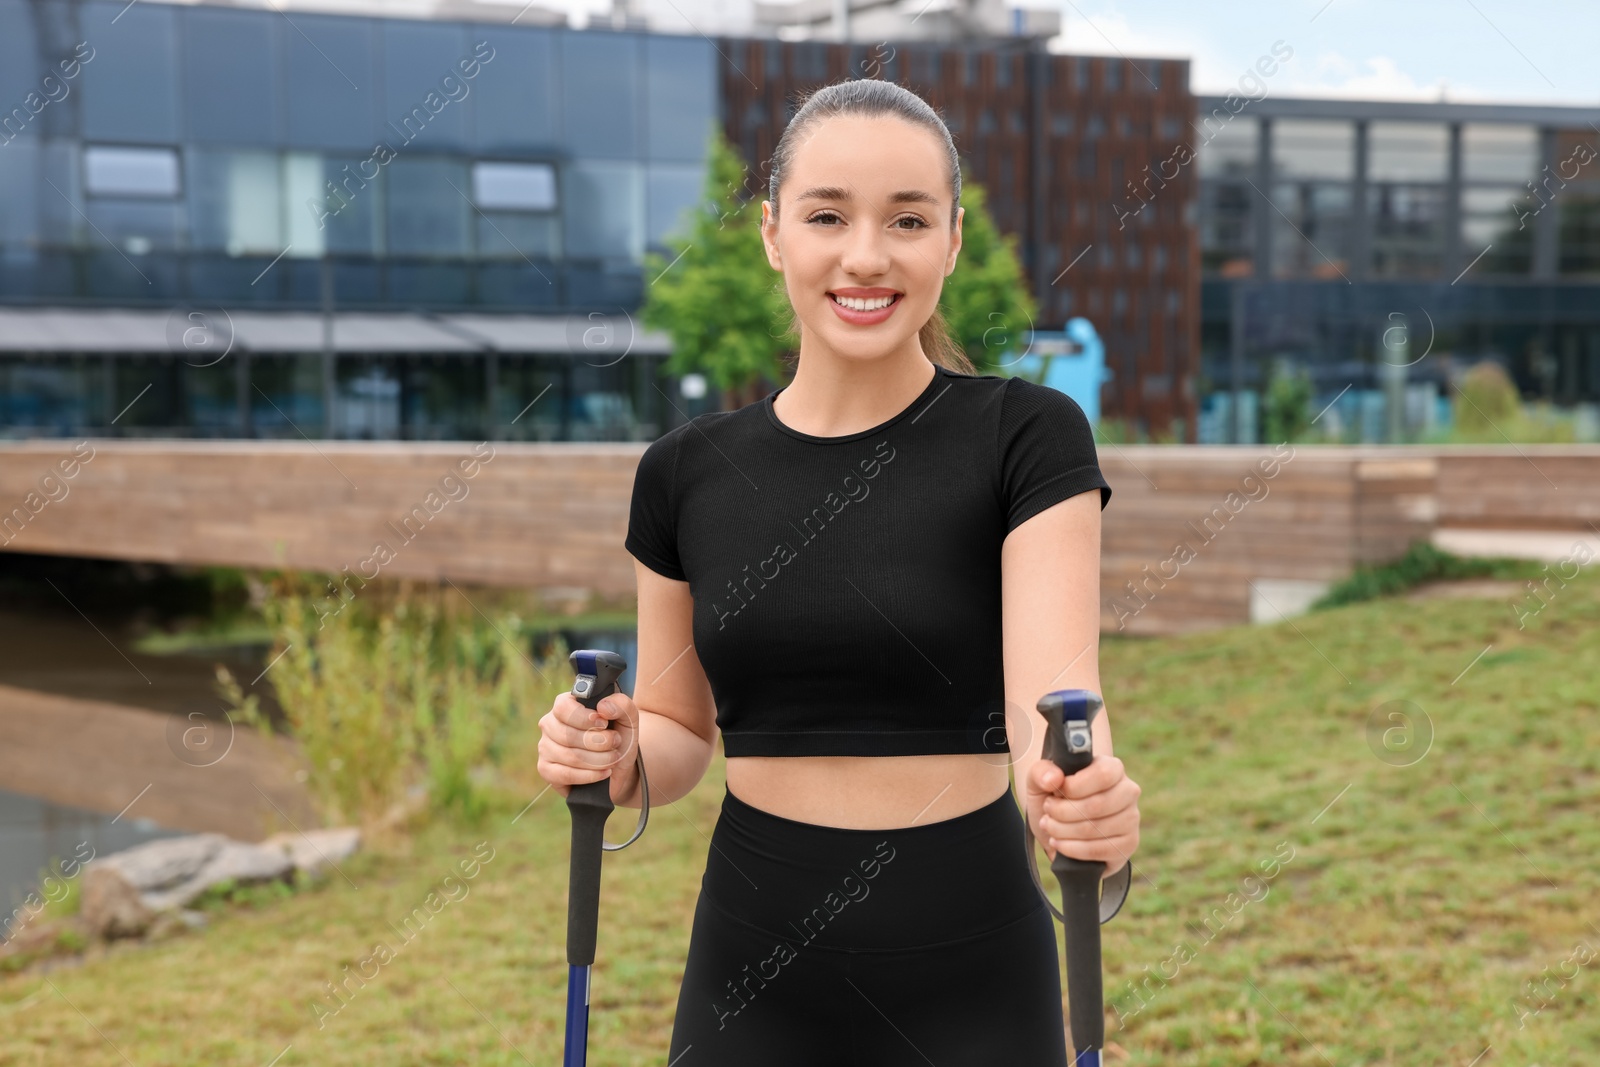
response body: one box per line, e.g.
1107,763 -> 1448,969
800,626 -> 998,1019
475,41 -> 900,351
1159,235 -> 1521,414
1023,754 -> 1141,880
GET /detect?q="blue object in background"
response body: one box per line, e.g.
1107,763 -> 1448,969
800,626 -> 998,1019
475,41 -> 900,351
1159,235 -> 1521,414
1011,318 -> 1111,426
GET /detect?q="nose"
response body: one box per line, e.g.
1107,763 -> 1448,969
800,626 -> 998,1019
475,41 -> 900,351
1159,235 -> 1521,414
837,217 -> 893,278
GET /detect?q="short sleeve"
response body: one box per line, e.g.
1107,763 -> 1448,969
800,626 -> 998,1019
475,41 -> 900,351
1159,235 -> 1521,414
997,377 -> 1112,533
624,428 -> 687,581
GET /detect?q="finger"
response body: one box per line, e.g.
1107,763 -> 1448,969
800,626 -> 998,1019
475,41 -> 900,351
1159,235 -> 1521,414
539,735 -> 630,771
543,719 -> 627,753
1060,755 -> 1125,800
1026,759 -> 1065,796
1047,833 -> 1138,870
597,694 -> 636,726
1044,776 -> 1139,823
536,758 -> 612,788
552,693 -> 608,730
1039,804 -> 1138,843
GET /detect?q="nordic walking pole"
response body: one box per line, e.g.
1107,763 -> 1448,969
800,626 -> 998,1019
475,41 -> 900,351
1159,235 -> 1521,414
1037,689 -> 1110,1067
563,649 -> 648,1067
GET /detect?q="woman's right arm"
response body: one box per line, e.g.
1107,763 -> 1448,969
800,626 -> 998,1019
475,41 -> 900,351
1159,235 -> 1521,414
536,559 -> 718,806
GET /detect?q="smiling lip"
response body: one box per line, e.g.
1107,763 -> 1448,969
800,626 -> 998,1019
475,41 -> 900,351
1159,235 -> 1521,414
827,289 -> 902,325
829,287 -> 901,298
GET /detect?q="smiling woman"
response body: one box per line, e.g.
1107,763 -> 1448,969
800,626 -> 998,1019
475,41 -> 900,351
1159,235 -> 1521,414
538,77 -> 1138,1067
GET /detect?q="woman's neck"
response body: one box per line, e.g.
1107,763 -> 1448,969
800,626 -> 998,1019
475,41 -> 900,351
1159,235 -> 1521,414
772,352 -> 937,438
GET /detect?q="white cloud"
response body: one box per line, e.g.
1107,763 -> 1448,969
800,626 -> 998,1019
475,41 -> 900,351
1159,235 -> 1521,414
1281,51 -> 1489,102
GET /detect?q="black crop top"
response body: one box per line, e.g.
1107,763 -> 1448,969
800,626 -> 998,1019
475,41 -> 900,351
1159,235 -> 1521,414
624,362 -> 1111,758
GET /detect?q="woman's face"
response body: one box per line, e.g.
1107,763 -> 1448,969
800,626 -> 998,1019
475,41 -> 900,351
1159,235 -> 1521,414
761,114 -> 963,364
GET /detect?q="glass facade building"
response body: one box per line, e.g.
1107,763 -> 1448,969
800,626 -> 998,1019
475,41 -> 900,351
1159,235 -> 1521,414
1196,95 -> 1600,443
0,0 -> 718,440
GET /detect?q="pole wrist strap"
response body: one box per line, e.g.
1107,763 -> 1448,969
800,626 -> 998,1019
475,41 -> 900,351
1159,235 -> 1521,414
1021,798 -> 1132,924
602,746 -> 649,852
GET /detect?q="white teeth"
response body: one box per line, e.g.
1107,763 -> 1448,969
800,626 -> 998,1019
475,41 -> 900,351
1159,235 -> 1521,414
832,294 -> 895,311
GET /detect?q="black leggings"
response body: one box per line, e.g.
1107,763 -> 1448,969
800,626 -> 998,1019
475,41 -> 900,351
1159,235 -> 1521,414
667,787 -> 1068,1066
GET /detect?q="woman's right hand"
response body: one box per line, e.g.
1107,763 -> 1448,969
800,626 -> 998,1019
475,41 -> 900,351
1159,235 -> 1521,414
536,690 -> 640,803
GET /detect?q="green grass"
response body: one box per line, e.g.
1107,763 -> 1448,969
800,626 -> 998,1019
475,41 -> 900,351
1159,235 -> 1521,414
2,577 -> 1596,1066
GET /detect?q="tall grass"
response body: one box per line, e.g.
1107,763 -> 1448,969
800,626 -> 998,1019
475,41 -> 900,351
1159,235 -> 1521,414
220,576 -> 569,829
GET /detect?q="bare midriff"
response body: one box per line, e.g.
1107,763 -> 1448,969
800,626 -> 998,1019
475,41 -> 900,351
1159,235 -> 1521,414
724,753 -> 1013,829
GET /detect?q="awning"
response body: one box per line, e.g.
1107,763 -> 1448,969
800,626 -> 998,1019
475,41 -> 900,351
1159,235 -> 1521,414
0,307 -> 673,356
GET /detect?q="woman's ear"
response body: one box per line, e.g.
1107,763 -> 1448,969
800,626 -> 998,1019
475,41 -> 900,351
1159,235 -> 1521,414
945,205 -> 964,275
761,200 -> 783,271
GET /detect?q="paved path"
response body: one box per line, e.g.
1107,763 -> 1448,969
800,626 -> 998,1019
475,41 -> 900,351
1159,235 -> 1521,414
0,683 -> 316,842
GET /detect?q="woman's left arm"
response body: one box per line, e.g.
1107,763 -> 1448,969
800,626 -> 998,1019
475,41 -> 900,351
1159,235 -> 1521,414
1001,488 -> 1141,879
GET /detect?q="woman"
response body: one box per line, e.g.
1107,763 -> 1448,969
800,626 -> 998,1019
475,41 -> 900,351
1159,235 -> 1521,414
537,78 -> 1141,1065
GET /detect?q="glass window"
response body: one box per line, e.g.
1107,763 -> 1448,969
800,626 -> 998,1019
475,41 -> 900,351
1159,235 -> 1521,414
1463,123 -> 1540,183
284,151 -> 382,257
385,157 -> 469,256
382,22 -> 469,152
471,28 -> 557,154
81,1 -> 179,143
184,9 -> 279,145
250,355 -> 324,438
1270,181 -> 1353,279
565,160 -> 644,261
1368,184 -> 1445,277
335,359 -> 401,439
0,135 -> 39,245
0,0 -> 40,130
1271,119 -> 1354,181
0,357 -> 100,439
1462,186 -> 1532,274
1200,179 -> 1252,274
187,150 -> 283,254
1196,116 -> 1257,179
1561,192 -> 1600,274
285,16 -> 376,150
473,161 -> 556,210
563,33 -> 640,161
85,200 -> 185,253
1368,121 -> 1448,182
1104,60 -> 1122,91
84,145 -> 180,197
646,35 -> 716,163
476,213 -> 560,260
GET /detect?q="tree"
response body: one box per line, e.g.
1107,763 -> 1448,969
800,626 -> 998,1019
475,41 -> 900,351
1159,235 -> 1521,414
640,129 -> 795,411
1262,357 -> 1313,443
940,169 -> 1038,374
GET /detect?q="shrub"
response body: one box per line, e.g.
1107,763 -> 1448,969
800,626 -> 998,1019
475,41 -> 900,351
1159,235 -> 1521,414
1452,361 -> 1520,438
1263,359 -> 1313,444
219,576 -> 568,829
1311,541 -> 1544,610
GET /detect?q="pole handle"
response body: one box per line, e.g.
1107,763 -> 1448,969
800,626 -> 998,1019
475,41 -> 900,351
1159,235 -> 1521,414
564,650 -> 627,967
1035,689 -> 1109,1057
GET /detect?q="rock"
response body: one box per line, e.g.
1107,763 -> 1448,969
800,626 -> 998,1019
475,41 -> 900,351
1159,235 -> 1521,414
81,866 -> 158,939
263,827 -> 361,878
81,833 -> 297,939
95,834 -> 229,892
142,841 -> 295,912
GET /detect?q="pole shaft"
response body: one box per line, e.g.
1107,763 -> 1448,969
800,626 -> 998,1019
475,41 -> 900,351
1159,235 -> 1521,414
563,964 -> 590,1067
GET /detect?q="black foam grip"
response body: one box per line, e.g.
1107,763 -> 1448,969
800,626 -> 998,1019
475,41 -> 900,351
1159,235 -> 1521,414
566,779 -> 613,965
1053,855 -> 1105,1052
564,650 -> 627,967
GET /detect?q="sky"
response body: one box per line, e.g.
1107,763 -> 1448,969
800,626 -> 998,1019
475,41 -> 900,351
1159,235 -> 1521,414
543,0 -> 1600,107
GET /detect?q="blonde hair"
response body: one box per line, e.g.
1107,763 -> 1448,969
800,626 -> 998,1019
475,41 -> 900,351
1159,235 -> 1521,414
768,78 -> 975,376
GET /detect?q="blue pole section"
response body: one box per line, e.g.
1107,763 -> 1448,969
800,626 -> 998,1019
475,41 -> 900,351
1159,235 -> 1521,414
563,964 -> 591,1067
1074,1048 -> 1102,1066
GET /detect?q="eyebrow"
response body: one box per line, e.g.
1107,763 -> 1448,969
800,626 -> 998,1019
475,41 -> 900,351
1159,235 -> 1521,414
793,185 -> 943,208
